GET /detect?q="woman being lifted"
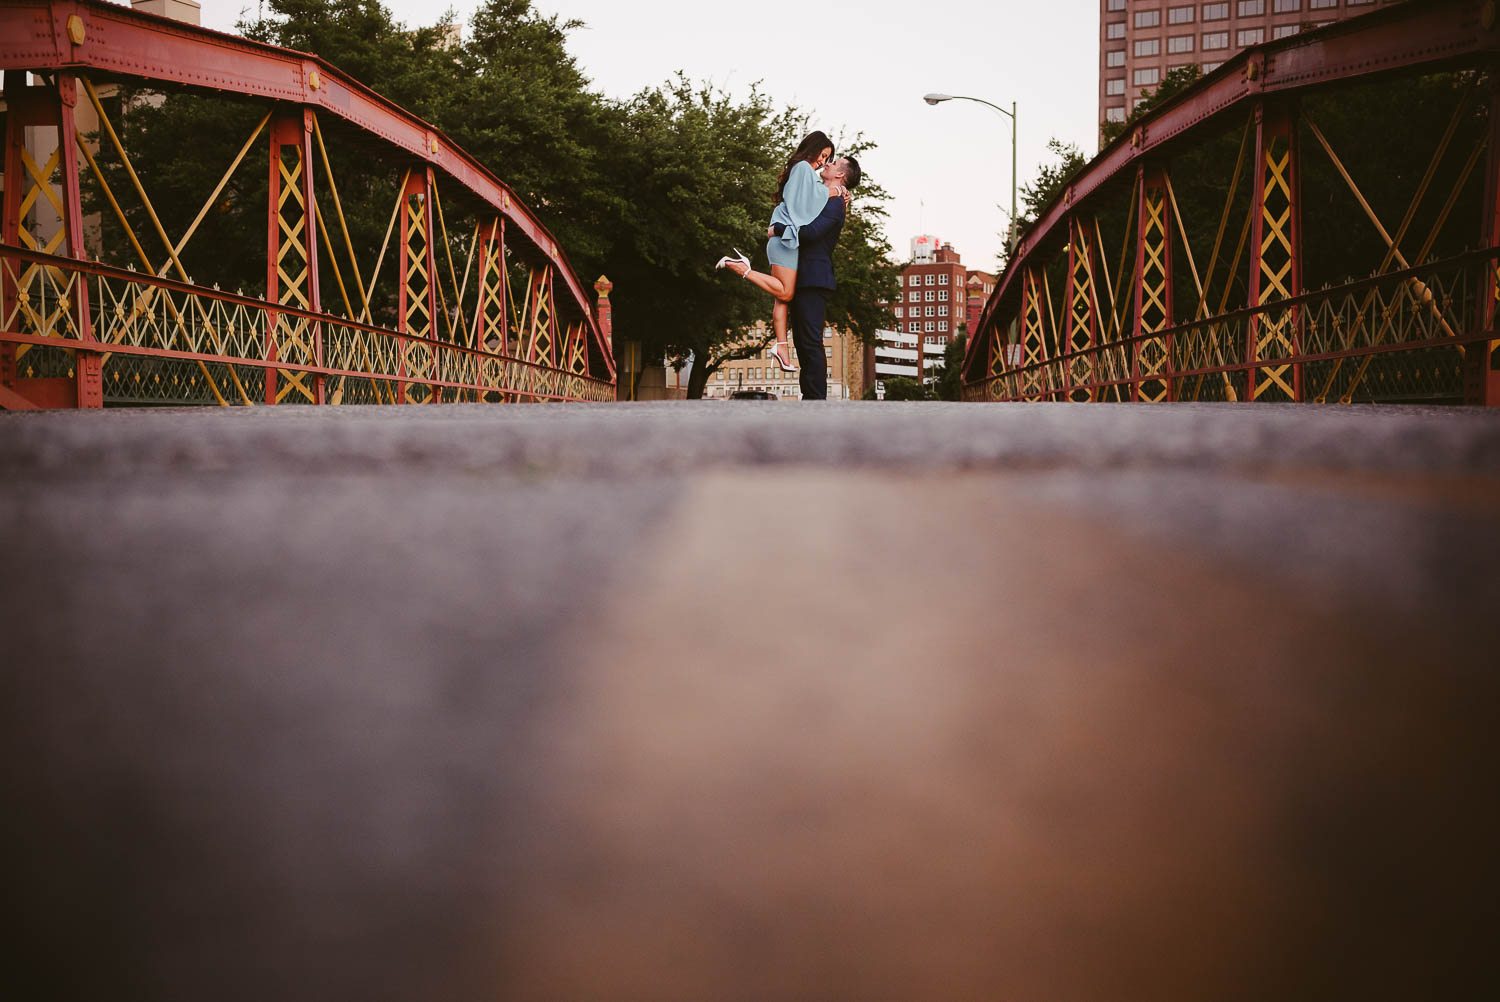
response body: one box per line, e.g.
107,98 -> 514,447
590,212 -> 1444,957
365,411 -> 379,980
717,130 -> 850,372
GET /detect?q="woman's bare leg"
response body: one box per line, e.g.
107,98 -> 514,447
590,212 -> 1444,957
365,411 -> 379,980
733,263 -> 798,363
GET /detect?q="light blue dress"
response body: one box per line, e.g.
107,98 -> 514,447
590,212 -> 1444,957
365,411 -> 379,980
766,161 -> 830,269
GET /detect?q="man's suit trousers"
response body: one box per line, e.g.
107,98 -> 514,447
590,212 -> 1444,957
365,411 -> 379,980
790,288 -> 828,400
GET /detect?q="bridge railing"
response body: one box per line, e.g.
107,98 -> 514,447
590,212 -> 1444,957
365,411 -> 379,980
966,248 -> 1494,404
1,246 -> 614,406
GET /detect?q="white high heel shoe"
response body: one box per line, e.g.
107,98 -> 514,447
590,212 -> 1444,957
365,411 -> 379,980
770,341 -> 795,372
714,248 -> 752,274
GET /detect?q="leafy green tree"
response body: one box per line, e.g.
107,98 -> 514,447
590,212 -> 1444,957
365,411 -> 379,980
1000,139 -> 1086,271
933,332 -> 967,401
879,375 -> 933,401
1100,65 -> 1202,145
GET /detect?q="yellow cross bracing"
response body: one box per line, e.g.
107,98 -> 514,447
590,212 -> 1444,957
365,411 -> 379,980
1136,179 -> 1171,402
10,145 -> 74,358
1019,268 -> 1047,398
401,188 -> 436,403
272,145 -> 317,403
1250,137 -> 1299,402
527,267 -> 556,370
1067,219 -> 1096,401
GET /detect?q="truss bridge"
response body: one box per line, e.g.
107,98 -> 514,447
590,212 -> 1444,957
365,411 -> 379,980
0,0 -> 616,409
963,0 -> 1500,406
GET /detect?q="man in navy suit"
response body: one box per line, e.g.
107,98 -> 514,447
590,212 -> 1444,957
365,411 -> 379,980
774,157 -> 860,400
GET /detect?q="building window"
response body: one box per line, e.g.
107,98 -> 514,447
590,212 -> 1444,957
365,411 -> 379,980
1107,0 -> 1126,9
1133,67 -> 1161,86
925,321 -> 935,332
925,336 -> 936,344
1202,60 -> 1223,71
1106,78 -> 1126,95
1271,23 -> 1299,37
938,273 -> 949,284
1202,2 -> 1229,18
908,291 -> 920,302
1309,0 -> 1337,7
938,306 -> 948,317
1202,31 -> 1229,48
925,274 -> 935,285
938,321 -> 948,332
894,307 -> 903,318
1237,27 -> 1265,44
908,322 -> 919,332
1135,38 -> 1160,57
925,306 -> 935,317
1135,9 -> 1161,28
1106,21 -> 1126,39
908,274 -> 921,286
1168,34 -> 1194,52
925,290 -> 936,301
1106,49 -> 1126,67
938,289 -> 949,301
1168,5 -> 1195,23
1237,0 -> 1264,14
1273,0 -> 1300,10
1105,105 -> 1127,122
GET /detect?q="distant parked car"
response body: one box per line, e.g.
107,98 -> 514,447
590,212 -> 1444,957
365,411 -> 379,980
729,390 -> 777,400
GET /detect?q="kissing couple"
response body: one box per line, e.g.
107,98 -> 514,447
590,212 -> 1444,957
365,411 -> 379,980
717,131 -> 860,400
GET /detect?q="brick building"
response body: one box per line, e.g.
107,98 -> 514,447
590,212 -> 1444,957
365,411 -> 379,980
871,241 -> 968,388
965,270 -> 997,339
1099,0 -> 1406,135
704,320 -> 856,400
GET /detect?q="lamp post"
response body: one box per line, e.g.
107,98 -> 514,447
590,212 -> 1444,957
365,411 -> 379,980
923,93 -> 1018,255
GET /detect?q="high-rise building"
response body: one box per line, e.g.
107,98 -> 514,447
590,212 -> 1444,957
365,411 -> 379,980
1098,0 -> 1405,136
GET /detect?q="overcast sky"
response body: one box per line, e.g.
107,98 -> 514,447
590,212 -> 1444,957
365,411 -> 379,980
198,0 -> 1102,271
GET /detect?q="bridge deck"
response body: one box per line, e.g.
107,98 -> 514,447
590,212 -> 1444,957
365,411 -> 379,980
3,402 -> 1497,999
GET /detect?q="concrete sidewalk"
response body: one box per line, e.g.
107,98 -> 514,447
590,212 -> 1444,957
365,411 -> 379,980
2,402 -> 1497,1001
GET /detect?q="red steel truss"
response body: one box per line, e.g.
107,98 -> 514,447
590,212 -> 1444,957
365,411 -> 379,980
964,0 -> 1500,405
0,0 -> 615,408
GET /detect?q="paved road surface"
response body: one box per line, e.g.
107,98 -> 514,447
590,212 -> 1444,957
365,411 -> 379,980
3,402 -> 1497,1001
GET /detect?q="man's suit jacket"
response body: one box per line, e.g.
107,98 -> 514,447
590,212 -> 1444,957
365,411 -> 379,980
775,196 -> 845,292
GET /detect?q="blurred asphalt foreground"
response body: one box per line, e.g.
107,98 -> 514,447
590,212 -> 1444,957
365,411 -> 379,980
1,400 -> 1497,1001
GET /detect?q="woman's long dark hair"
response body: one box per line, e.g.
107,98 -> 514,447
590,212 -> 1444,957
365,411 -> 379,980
774,130 -> 834,204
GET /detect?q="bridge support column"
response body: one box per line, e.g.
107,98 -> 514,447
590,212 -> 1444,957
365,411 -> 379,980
1465,68 -> 1500,406
265,109 -> 322,404
1132,165 -> 1173,402
0,74 -> 99,409
1019,267 -> 1047,400
1065,215 -> 1098,402
397,168 -> 439,403
1247,100 -> 1303,403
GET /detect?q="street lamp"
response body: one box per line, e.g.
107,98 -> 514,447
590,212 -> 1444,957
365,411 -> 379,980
923,92 -> 1018,255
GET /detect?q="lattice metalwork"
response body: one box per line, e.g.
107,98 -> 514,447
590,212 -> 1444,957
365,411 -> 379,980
1134,171 -> 1171,402
1249,121 -> 1300,402
271,142 -> 317,403
401,187 -> 436,404
1066,218 -> 1097,401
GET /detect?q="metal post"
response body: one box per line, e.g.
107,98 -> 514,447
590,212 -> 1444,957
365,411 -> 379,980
265,112 -> 321,404
1466,67 -> 1500,406
1246,99 -> 1303,402
1065,215 -> 1098,402
1133,165 -> 1173,402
